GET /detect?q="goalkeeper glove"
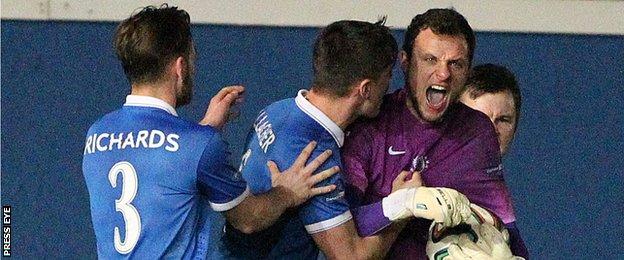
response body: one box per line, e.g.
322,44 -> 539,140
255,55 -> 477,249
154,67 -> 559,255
382,187 -> 472,227
446,223 -> 524,260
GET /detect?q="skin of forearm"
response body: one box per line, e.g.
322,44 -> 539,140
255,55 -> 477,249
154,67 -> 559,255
225,186 -> 294,234
353,221 -> 406,260
321,220 -> 406,260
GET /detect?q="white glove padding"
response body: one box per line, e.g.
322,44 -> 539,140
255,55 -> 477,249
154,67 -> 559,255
382,187 -> 472,227
446,223 -> 525,260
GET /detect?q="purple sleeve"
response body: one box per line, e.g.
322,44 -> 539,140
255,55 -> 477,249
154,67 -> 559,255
342,124 -> 393,236
341,124 -> 373,198
458,122 -> 526,258
450,113 -> 517,224
350,201 -> 392,236
505,222 -> 529,259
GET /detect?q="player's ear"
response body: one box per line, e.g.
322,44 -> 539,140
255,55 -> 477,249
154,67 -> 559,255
399,50 -> 409,73
172,56 -> 185,84
357,79 -> 372,100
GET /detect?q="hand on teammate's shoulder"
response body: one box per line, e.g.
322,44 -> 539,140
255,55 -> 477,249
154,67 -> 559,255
269,141 -> 339,207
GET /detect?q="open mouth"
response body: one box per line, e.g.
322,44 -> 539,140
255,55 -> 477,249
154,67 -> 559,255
426,85 -> 448,109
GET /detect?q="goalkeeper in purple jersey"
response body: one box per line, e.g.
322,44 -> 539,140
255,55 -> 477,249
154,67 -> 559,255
342,9 -> 528,259
216,19 -> 476,260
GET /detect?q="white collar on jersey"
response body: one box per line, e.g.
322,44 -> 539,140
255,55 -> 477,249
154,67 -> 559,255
295,89 -> 345,147
124,95 -> 178,117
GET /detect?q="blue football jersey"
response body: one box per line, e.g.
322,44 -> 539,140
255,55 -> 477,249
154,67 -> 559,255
216,90 -> 352,259
82,95 -> 248,259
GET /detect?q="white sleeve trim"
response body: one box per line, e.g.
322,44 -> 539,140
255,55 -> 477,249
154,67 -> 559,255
209,186 -> 251,212
304,211 -> 353,234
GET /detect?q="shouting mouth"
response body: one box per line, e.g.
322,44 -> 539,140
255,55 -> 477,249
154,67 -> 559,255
425,85 -> 448,112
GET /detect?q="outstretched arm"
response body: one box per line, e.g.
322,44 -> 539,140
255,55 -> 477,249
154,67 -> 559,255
351,170 -> 422,236
312,184 -> 473,259
312,218 -> 403,260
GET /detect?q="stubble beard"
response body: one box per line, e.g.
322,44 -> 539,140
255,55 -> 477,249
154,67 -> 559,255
175,72 -> 193,108
404,67 -> 428,122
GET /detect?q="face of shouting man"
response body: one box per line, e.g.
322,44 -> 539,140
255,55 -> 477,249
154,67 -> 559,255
401,28 -> 470,123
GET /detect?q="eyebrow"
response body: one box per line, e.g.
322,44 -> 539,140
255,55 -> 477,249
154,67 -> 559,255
417,51 -> 467,62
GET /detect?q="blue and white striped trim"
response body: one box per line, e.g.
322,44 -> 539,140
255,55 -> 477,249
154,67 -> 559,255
209,186 -> 251,212
304,210 -> 353,234
124,95 -> 178,116
295,90 -> 345,147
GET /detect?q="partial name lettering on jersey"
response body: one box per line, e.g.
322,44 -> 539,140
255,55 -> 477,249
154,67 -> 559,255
253,110 -> 275,153
83,129 -> 179,155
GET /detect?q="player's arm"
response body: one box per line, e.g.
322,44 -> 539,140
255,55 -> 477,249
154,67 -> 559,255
225,141 -> 339,234
311,171 -> 419,259
350,171 -> 421,236
309,183 -> 473,259
310,186 -> 472,260
312,218 -> 402,260
310,172 -> 413,259
199,85 -> 245,129
341,122 -> 391,236
468,117 -> 529,258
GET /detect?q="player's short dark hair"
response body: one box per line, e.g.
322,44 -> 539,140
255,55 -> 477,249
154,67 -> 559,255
114,4 -> 192,84
312,18 -> 398,97
403,8 -> 475,64
464,63 -> 522,125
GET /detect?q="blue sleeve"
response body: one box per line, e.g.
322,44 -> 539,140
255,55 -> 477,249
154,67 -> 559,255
297,152 -> 352,234
505,222 -> 529,259
197,133 -> 249,212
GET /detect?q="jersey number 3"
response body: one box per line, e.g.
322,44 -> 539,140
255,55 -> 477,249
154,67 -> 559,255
108,161 -> 142,254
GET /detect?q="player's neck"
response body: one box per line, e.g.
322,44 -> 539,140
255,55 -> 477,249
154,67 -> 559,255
405,97 -> 423,122
131,81 -> 177,107
306,89 -> 357,130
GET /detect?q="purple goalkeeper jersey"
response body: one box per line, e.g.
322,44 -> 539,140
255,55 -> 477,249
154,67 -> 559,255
342,88 -> 517,259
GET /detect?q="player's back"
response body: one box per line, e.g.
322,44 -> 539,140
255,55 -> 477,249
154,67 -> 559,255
82,104 -> 214,259
217,92 -> 350,259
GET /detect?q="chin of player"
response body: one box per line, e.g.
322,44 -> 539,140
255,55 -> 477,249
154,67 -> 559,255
418,102 -> 447,122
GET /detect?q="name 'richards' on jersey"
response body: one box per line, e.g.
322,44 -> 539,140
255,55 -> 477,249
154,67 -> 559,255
83,129 -> 180,155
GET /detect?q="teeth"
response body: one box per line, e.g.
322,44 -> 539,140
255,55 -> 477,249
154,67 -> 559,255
431,85 -> 446,91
